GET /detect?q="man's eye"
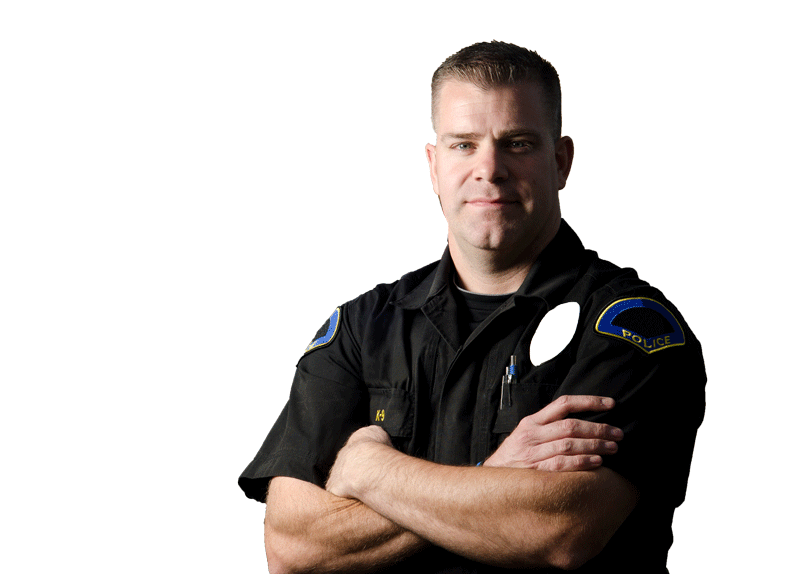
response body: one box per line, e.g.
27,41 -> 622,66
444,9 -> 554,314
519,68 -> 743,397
454,142 -> 474,151
509,140 -> 532,150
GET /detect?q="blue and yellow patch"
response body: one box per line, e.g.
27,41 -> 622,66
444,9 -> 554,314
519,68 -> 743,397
595,297 -> 685,354
304,307 -> 341,354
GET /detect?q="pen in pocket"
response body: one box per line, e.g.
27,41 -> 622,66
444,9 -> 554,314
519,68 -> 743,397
500,355 -> 517,410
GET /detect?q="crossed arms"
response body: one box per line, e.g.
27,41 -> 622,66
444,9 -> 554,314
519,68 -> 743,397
264,396 -> 638,573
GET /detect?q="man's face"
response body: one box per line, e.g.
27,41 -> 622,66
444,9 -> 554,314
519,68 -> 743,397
426,80 -> 573,261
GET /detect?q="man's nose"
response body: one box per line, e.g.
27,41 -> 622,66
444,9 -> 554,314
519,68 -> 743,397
472,145 -> 508,183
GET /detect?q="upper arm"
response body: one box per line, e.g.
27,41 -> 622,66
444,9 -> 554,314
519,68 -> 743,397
557,293 -> 706,502
525,292 -> 704,569
239,303 -> 369,497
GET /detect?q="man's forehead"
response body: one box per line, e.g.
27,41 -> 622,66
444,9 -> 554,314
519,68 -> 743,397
435,80 -> 547,134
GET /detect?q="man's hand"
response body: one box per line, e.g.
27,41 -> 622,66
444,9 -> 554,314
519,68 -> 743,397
326,425 -> 393,499
483,395 -> 623,471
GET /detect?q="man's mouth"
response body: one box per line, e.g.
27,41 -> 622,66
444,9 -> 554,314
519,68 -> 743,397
467,198 -> 516,207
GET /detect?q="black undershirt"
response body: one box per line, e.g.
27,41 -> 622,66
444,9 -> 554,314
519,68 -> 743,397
452,284 -> 511,337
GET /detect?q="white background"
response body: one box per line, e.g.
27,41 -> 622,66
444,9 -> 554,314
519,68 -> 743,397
2,2 -> 797,572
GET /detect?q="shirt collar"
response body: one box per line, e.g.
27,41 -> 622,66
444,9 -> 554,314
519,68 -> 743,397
394,219 -> 587,311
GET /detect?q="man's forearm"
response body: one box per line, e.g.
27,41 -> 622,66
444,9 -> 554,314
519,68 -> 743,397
331,442 -> 637,570
264,476 -> 429,574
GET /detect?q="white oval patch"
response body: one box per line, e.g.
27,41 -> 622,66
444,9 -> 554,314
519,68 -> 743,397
529,302 -> 580,366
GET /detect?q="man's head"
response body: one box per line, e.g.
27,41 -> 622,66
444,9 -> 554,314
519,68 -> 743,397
431,41 -> 562,141
425,42 -> 574,280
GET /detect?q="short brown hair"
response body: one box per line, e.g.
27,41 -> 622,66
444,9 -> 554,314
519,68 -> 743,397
431,41 -> 562,140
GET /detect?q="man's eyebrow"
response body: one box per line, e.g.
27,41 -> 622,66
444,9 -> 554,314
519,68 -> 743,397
440,129 -> 542,141
500,129 -> 542,140
440,132 -> 481,141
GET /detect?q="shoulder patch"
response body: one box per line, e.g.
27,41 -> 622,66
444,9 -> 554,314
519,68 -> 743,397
595,297 -> 685,354
304,307 -> 341,354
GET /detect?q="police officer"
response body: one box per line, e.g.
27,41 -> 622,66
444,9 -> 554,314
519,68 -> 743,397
240,41 -> 705,573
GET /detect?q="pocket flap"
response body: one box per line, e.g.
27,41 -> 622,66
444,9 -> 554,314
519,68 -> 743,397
368,388 -> 413,437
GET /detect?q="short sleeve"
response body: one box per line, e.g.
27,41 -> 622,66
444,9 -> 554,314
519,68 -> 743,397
238,304 -> 367,501
555,294 -> 706,507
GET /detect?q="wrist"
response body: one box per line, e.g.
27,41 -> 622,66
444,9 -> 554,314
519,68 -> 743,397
348,440 -> 400,499
482,451 -> 502,468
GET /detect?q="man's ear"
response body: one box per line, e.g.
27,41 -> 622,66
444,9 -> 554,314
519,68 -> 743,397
425,143 -> 439,197
555,136 -> 575,190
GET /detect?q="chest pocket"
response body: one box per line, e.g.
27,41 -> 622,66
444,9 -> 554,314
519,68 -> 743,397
492,358 -> 561,435
367,387 -> 414,438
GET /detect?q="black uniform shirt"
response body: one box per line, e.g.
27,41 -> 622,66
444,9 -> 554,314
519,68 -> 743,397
240,221 -> 706,573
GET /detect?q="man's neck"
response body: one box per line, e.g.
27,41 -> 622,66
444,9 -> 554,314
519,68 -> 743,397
449,224 -> 559,295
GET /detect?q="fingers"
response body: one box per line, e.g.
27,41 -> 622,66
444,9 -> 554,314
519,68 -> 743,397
535,437 -> 619,461
484,427 -> 621,469
483,395 -> 623,470
527,395 -> 615,426
523,416 -> 623,445
534,454 -> 604,472
514,437 -> 619,470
